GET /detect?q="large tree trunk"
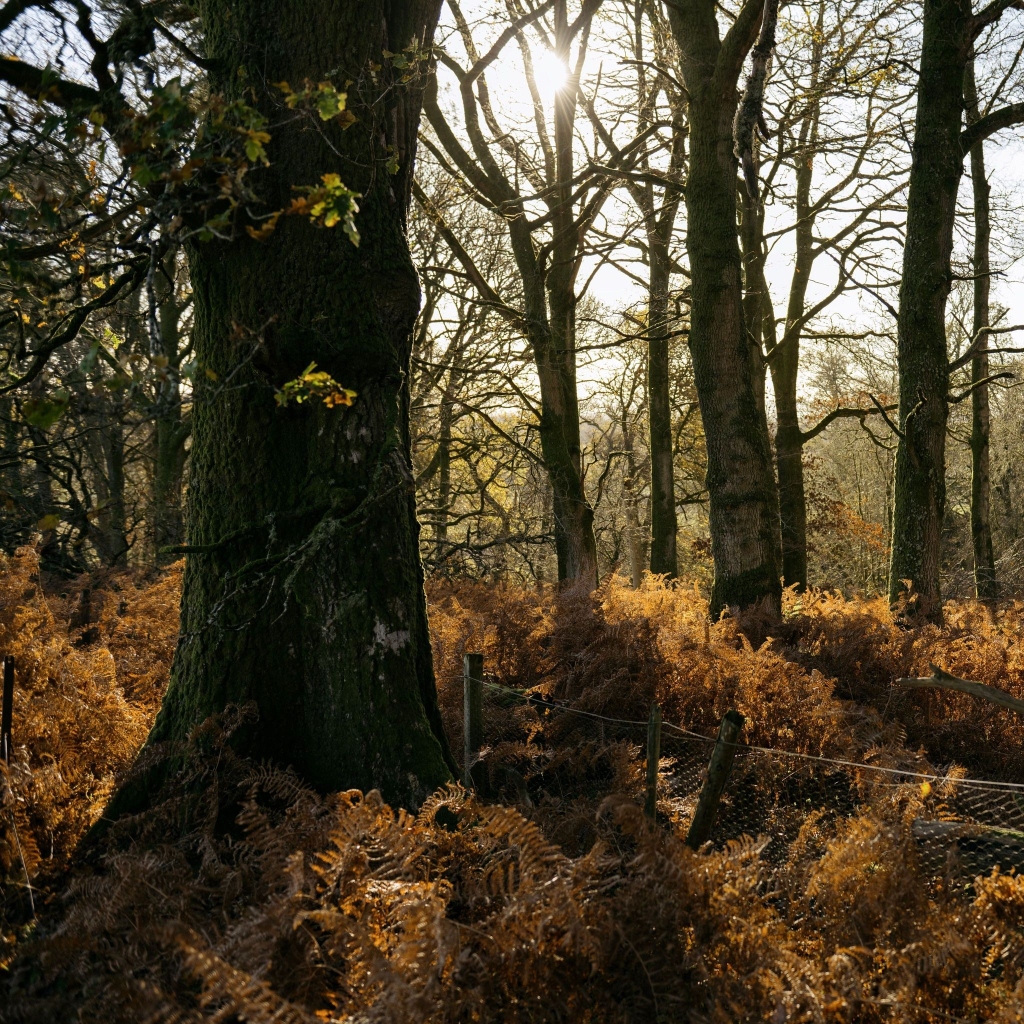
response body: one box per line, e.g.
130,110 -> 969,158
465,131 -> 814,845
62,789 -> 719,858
150,0 -> 455,803
965,56 -> 997,600
667,0 -> 783,618
686,93 -> 781,617
888,0 -> 971,620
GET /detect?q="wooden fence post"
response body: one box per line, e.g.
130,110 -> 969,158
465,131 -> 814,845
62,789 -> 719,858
686,709 -> 744,849
644,702 -> 662,820
1,656 -> 13,763
463,652 -> 485,793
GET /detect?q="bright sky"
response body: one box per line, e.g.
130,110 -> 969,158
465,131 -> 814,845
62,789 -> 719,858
438,0 -> 1024,410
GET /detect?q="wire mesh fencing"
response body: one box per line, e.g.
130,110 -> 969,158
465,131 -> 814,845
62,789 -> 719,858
449,660 -> 1024,888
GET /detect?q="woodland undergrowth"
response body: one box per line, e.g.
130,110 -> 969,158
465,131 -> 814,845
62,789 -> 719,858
2,546 -> 1024,1021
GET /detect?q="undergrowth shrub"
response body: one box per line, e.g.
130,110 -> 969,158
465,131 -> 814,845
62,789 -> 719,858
0,547 -> 179,949
1,563 -> 1024,1020
4,714 -> 1024,1023
429,575 -> 1024,777
788,589 -> 1024,775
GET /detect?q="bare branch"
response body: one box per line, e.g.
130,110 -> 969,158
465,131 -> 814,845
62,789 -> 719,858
969,0 -> 1024,40
896,664 -> 1024,716
948,371 -> 1015,403
947,323 -> 1024,371
734,0 -> 780,198
960,102 -> 1024,155
411,181 -> 525,330
800,399 -> 897,444
871,393 -> 905,439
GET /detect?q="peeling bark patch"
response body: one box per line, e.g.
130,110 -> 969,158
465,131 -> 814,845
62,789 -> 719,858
369,619 -> 410,655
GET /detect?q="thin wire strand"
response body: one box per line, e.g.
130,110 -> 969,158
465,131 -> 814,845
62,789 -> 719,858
461,674 -> 1024,794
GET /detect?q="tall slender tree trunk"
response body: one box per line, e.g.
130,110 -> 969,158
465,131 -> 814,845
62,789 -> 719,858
738,191 -> 771,424
965,56 -> 997,600
152,411 -> 188,556
27,423 -> 62,570
92,415 -> 129,567
615,1 -> 684,579
647,231 -> 679,578
420,0 -> 599,587
530,309 -> 597,584
152,259 -> 189,560
740,187 -> 804,591
770,154 -> 816,591
888,0 -> 972,621
0,415 -> 23,547
668,0 -> 783,617
544,0 -> 597,586
771,337 -> 806,590
150,0 -> 455,803
624,494 -> 645,589
434,383 -> 453,562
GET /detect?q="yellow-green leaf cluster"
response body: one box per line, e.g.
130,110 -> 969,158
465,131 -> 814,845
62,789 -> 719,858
274,361 -> 357,409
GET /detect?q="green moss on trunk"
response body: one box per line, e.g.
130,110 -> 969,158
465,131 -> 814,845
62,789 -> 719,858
889,0 -> 972,621
148,0 -> 455,805
667,0 -> 783,619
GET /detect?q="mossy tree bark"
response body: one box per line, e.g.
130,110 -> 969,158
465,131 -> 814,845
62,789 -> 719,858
887,0 -> 970,620
151,0 -> 456,804
667,0 -> 783,617
890,0 -> 1024,618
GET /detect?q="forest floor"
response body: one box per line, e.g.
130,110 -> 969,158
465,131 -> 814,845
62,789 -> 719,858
3,545 -> 1024,1022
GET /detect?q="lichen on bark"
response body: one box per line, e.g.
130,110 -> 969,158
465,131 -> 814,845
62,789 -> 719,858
146,0 -> 455,805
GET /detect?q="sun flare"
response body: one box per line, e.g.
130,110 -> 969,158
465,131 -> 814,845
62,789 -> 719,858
533,50 -> 569,97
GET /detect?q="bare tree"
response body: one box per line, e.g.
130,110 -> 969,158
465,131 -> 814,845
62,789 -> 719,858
419,0 -> 636,585
664,0 -> 784,616
889,0 -> 1024,620
744,0 -> 911,589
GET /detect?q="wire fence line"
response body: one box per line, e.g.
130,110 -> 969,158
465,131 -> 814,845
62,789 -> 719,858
460,673 -> 1024,791
449,670 -> 1024,880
